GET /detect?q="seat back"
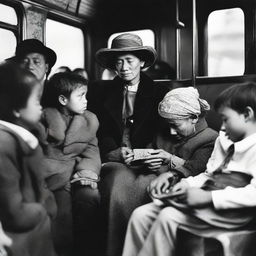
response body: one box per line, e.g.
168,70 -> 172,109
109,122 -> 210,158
155,75 -> 256,132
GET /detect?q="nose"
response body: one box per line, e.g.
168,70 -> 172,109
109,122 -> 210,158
220,124 -> 226,132
26,60 -> 34,70
170,127 -> 177,135
121,61 -> 129,71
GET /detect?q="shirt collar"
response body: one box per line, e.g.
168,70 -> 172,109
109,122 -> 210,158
219,130 -> 256,153
0,120 -> 38,149
127,82 -> 139,92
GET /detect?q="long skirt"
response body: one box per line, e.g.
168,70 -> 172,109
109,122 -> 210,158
99,162 -> 158,256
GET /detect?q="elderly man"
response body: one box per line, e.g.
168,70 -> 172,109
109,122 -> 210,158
88,33 -> 169,256
13,39 -> 57,103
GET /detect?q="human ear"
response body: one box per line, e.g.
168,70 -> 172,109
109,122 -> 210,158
140,61 -> 145,68
13,110 -> 21,118
45,63 -> 49,74
191,116 -> 199,124
58,95 -> 68,106
244,106 -> 254,121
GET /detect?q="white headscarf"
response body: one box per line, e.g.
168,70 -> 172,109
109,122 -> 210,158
158,87 -> 210,120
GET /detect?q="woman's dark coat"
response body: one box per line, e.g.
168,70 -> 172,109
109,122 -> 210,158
87,72 -> 168,160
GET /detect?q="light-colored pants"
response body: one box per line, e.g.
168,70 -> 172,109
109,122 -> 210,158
122,203 -> 210,256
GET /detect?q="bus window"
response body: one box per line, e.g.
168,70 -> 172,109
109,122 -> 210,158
0,3 -> 18,62
46,19 -> 84,75
108,29 -> 155,48
208,8 -> 244,77
0,3 -> 17,25
0,29 -> 17,62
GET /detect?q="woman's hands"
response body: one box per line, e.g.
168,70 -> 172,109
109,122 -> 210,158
121,147 -> 134,164
105,147 -> 134,164
143,149 -> 172,171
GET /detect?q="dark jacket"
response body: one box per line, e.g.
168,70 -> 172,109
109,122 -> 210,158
152,117 -> 218,177
40,108 -> 101,191
87,72 -> 168,160
0,124 -> 56,256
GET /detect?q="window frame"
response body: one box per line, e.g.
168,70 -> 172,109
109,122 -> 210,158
45,14 -> 86,74
207,7 -> 245,77
197,2 -> 251,78
0,0 -> 22,42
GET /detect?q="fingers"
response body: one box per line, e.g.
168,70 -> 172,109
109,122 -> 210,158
121,147 -> 133,155
144,158 -> 163,164
124,156 -> 134,165
161,181 -> 170,193
79,179 -> 97,189
143,154 -> 161,160
72,173 -> 79,179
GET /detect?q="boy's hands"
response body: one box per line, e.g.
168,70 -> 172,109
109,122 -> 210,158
171,181 -> 212,208
149,172 -> 173,195
72,170 -> 99,189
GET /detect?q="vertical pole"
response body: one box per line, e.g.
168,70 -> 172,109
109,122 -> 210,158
192,0 -> 197,86
175,0 -> 181,80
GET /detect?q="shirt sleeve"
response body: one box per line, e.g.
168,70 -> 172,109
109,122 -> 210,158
212,175 -> 256,209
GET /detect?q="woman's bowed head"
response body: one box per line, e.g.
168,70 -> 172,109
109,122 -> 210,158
158,86 -> 210,138
144,87 -> 210,173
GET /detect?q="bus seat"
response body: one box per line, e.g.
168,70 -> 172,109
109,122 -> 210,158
176,228 -> 256,256
195,75 -> 256,131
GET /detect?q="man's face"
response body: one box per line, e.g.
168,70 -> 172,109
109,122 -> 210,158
115,54 -> 145,85
19,52 -> 49,83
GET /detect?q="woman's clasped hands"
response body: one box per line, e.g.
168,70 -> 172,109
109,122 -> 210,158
143,149 -> 172,170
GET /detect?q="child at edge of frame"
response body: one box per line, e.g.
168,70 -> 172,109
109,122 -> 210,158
0,61 -> 57,256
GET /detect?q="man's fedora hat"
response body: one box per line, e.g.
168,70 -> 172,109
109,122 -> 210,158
95,33 -> 157,70
15,39 -> 57,69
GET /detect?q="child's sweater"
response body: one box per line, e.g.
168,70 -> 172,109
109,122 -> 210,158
40,107 -> 101,191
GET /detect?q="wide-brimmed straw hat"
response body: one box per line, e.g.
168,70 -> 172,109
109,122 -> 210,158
95,33 -> 157,70
15,39 -> 57,69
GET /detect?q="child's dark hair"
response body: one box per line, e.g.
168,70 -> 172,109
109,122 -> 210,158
0,62 -> 37,121
214,82 -> 256,116
45,72 -> 88,108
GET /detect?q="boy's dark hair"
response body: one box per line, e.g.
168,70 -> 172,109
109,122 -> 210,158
0,62 -> 37,121
214,82 -> 256,116
45,72 -> 88,108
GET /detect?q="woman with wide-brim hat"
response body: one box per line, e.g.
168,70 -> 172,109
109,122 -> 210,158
90,33 -> 167,162
87,33 -> 169,256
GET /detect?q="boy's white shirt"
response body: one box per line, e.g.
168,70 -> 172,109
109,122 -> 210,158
185,131 -> 256,209
0,120 -> 38,149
